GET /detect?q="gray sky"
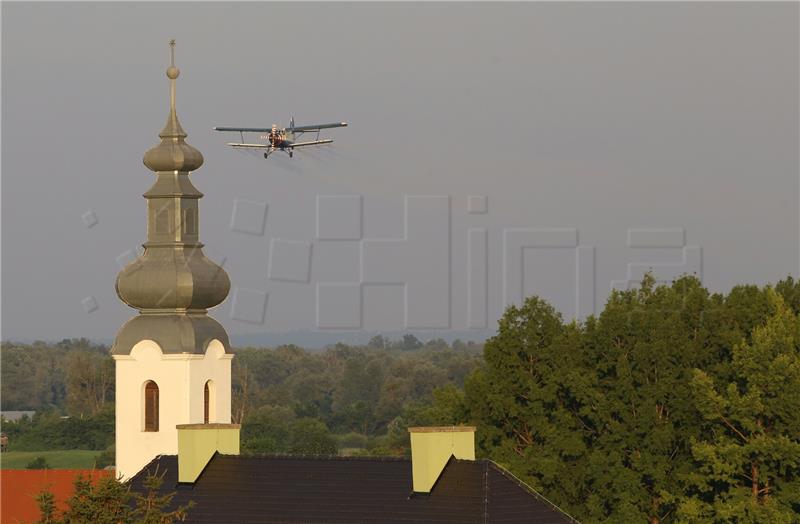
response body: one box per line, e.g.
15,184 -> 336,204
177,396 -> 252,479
2,2 -> 798,342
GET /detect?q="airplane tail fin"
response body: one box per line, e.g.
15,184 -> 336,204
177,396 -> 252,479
290,116 -> 295,131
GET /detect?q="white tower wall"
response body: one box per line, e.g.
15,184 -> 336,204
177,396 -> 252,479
113,339 -> 232,480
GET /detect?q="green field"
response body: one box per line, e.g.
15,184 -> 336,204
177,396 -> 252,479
0,450 -> 103,469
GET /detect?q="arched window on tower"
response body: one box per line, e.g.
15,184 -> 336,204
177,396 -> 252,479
144,381 -> 159,432
204,380 -> 215,424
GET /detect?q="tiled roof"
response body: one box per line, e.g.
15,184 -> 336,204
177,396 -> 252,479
1,469 -> 113,524
129,454 -> 576,523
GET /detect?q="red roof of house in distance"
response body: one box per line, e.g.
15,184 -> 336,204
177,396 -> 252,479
1,469 -> 113,523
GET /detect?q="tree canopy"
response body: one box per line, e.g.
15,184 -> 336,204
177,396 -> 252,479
414,275 -> 800,522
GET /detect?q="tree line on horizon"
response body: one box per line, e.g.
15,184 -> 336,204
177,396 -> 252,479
0,335 -> 482,459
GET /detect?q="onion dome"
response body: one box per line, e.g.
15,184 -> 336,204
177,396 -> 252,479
115,246 -> 230,312
143,40 -> 203,172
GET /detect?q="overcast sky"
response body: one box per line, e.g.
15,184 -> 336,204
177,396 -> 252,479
2,2 -> 798,343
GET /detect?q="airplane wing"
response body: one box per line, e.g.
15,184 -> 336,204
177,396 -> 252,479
226,142 -> 270,149
215,127 -> 273,133
290,122 -> 348,132
291,139 -> 334,148
215,123 -> 347,133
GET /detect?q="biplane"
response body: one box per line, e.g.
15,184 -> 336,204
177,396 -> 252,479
213,118 -> 348,158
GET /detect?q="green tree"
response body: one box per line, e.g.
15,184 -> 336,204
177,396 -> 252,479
571,275 -> 724,523
94,445 -> 115,468
241,405 -> 294,453
429,275 -> 765,522
1,342 -> 68,410
53,474 -> 133,523
35,489 -> 56,524
461,296 -> 591,516
776,276 -> 800,316
36,470 -> 192,524
400,334 -> 423,351
241,405 -> 338,455
368,335 -> 388,349
229,343 -> 480,441
386,384 -> 469,453
65,349 -> 114,417
286,369 -> 334,421
424,338 -> 449,350
680,290 -> 800,522
287,418 -> 338,455
27,456 -> 49,469
332,359 -> 384,434
134,471 -> 194,523
375,360 -> 446,427
4,407 -> 114,451
230,357 -> 253,424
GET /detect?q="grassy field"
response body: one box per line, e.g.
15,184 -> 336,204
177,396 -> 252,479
0,450 -> 102,469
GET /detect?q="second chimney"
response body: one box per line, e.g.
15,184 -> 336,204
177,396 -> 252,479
408,426 -> 476,493
176,423 -> 240,483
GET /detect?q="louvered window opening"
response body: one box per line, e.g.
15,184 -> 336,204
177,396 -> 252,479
144,381 -> 159,432
204,381 -> 210,424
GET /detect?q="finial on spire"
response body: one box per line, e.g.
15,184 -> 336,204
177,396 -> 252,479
167,39 -> 179,80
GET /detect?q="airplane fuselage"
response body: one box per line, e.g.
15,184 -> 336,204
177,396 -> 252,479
268,131 -> 295,150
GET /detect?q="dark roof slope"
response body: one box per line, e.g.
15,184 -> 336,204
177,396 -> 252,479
129,454 -> 576,523
485,462 -> 574,523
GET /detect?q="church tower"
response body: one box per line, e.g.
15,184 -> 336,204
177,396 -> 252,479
112,41 -> 233,480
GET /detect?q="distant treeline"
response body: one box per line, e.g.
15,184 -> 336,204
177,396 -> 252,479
1,338 -> 112,414
0,335 -> 483,456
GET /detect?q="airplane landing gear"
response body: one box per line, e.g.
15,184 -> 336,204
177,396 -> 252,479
264,152 -> 269,159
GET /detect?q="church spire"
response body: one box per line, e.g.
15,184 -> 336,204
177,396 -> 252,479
114,39 -> 230,334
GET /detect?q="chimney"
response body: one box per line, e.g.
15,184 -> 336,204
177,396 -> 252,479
176,423 -> 240,483
408,426 -> 476,493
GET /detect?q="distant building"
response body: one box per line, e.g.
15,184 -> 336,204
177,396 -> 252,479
1,410 -> 36,421
115,43 -> 576,523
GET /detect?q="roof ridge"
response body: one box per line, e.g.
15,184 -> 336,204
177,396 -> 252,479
485,461 -> 582,523
229,453 -> 411,462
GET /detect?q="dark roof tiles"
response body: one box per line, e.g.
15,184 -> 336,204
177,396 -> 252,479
129,454 -> 576,523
